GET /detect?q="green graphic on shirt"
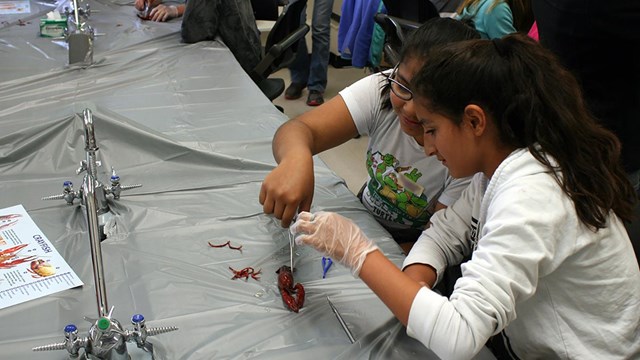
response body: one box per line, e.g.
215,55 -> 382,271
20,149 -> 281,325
365,150 -> 430,227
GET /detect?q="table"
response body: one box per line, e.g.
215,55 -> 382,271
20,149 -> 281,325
0,1 -> 495,359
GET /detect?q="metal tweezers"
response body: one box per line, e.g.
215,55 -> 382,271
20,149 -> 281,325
141,1 -> 151,19
288,228 -> 295,271
327,296 -> 356,344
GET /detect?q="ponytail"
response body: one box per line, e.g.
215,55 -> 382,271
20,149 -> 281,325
412,34 -> 636,229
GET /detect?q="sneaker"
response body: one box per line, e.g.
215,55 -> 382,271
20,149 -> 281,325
306,90 -> 324,106
284,83 -> 306,100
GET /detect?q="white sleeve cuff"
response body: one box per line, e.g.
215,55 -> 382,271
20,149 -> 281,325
402,233 -> 448,284
406,287 -> 482,359
406,286 -> 447,346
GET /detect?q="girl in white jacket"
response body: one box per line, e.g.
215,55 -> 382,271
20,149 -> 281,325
290,34 -> 640,359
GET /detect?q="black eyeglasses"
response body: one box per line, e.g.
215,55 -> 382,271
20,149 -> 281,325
387,64 -> 413,101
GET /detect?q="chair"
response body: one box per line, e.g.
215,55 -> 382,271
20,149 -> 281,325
382,0 -> 439,23
249,0 -> 310,104
373,13 -> 423,66
250,0 -> 279,21
374,0 -> 439,67
430,0 -> 464,14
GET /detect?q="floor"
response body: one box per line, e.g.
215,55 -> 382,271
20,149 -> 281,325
271,65 -> 371,194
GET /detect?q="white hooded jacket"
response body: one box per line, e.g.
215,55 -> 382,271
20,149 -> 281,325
403,148 -> 640,359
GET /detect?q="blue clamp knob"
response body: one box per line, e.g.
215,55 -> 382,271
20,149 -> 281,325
132,314 -> 145,323
64,324 -> 78,333
111,175 -> 120,182
63,181 -> 73,187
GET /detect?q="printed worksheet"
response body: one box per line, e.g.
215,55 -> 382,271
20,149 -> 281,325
0,204 -> 83,310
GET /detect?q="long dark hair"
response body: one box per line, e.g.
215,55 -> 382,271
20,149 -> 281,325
379,17 -> 479,110
411,33 -> 636,229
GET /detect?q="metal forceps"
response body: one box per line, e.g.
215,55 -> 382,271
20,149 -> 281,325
327,296 -> 356,344
140,0 -> 151,19
288,213 -> 298,271
288,227 -> 295,271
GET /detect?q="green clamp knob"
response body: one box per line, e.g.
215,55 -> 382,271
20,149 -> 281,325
97,317 -> 111,331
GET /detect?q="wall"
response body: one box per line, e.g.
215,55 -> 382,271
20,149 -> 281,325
333,0 -> 342,16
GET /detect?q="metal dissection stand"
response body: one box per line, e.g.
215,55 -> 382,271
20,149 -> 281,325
36,109 -> 177,359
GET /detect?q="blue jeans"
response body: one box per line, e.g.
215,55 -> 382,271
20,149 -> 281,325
289,0 -> 335,93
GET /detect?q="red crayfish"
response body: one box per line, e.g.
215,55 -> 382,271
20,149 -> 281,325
28,259 -> 56,278
0,244 -> 37,269
208,240 -> 243,253
276,265 -> 305,313
0,213 -> 22,231
229,266 -> 261,281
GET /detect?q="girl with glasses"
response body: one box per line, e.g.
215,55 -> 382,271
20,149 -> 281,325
260,18 -> 479,256
290,34 -> 640,359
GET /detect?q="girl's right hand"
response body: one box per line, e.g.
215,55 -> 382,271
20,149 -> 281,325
134,0 -> 145,11
260,156 -> 315,228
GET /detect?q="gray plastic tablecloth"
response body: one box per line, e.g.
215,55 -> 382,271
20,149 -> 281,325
0,1 -> 496,359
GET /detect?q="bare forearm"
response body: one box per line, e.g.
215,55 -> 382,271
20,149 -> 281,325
403,263 -> 437,288
272,120 -> 316,164
273,96 -> 358,163
358,250 -> 423,325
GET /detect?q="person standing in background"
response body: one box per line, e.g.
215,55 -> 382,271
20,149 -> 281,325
284,0 -> 335,106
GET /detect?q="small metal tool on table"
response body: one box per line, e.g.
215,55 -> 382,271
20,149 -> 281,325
327,296 -> 356,344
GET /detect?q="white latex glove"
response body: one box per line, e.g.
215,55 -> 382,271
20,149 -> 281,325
149,4 -> 178,22
290,211 -> 379,276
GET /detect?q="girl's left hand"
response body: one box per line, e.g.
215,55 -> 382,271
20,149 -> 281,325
290,211 -> 379,276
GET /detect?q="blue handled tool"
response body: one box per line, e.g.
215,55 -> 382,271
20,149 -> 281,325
322,257 -> 333,278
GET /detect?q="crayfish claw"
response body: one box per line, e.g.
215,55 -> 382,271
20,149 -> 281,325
280,288 -> 299,313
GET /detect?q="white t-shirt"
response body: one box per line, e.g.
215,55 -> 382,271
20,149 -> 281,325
339,72 -> 471,230
403,148 -> 640,359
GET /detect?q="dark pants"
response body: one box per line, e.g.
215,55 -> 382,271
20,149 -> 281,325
181,0 -> 263,73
